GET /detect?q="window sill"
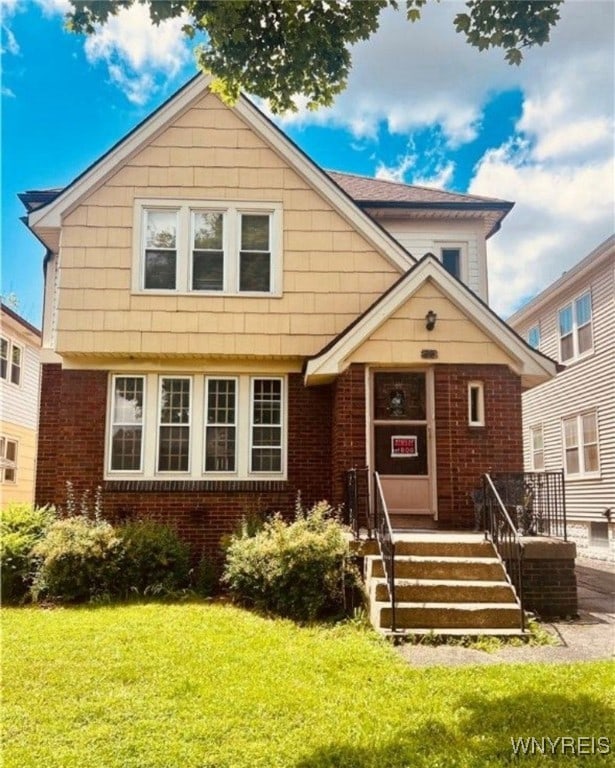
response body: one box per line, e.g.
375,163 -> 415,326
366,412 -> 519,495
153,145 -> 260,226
565,472 -> 602,482
131,290 -> 283,299
559,349 -> 595,367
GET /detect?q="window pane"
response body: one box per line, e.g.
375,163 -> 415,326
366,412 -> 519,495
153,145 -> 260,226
251,379 -> 282,473
565,448 -> 580,474
559,305 -> 573,335
205,426 -> 236,472
582,413 -> 597,444
528,326 -> 540,349
113,377 -> 143,423
373,372 -> 426,421
5,440 -> 16,462
252,380 -> 281,425
578,323 -> 592,354
146,210 -> 177,249
158,426 -> 190,472
111,427 -> 142,471
10,346 -> 21,385
251,448 -> 281,472
560,334 -> 573,361
563,418 -> 578,448
239,251 -> 270,292
533,450 -> 544,471
193,251 -> 223,291
160,378 -> 190,424
241,215 -> 269,251
145,250 -> 176,290
1,338 -> 8,380
193,212 -> 223,250
575,293 -> 591,326
441,248 -> 461,279
584,444 -> 599,473
207,379 -> 236,424
531,426 -> 543,452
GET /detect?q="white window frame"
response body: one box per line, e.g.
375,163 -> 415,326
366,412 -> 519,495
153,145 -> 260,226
530,424 -> 544,472
558,290 -> 593,363
0,436 -> 18,484
156,376 -> 193,475
527,325 -> 541,350
106,373 -> 287,481
468,381 -> 485,427
108,375 -> 146,474
435,242 -> 467,283
249,377 -> 284,474
133,199 -> 283,297
204,376 -> 238,475
0,336 -> 23,387
561,411 -> 600,479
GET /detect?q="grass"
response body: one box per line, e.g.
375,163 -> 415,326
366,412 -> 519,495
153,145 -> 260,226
2,602 -> 613,768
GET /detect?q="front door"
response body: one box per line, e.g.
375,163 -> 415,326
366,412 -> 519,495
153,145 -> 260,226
372,370 -> 435,519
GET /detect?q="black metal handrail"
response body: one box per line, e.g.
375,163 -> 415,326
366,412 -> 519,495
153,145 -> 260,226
374,471 -> 396,633
345,467 -> 373,538
483,473 -> 525,631
488,471 -> 567,540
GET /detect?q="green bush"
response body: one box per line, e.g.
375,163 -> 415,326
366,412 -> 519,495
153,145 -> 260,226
0,503 -> 56,603
222,500 -> 356,621
116,520 -> 191,597
31,516 -> 122,602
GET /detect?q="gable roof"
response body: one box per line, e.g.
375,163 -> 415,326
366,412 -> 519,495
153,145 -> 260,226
23,73 -> 413,273
328,171 -> 513,239
304,254 -> 557,388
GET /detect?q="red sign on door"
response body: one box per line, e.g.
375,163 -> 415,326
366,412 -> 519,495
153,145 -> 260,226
391,435 -> 418,458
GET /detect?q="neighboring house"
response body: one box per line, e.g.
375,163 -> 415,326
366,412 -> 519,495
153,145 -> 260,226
508,235 -> 615,561
0,303 -> 42,505
20,73 -> 556,562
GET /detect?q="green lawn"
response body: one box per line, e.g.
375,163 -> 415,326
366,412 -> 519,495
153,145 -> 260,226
2,603 -> 613,768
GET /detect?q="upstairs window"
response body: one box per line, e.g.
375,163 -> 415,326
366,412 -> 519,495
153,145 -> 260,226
136,201 -> 281,296
441,247 -> 461,280
0,336 -> 22,386
527,325 -> 541,350
530,424 -> 544,471
558,291 -> 593,362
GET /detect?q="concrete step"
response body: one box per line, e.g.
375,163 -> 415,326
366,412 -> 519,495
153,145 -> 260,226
366,555 -> 505,582
374,602 -> 523,630
393,539 -> 495,557
370,577 -> 517,604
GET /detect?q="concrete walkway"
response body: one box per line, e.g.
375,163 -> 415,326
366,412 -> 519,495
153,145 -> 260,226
397,556 -> 615,667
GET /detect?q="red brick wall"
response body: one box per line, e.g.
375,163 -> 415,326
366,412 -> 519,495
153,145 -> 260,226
36,366 -> 333,560
434,364 -> 523,528
331,364 -> 367,506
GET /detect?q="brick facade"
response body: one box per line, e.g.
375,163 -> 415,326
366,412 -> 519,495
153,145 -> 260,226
36,362 -> 523,556
36,365 -> 333,561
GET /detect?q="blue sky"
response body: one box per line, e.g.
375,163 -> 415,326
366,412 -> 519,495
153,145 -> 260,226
2,0 -> 613,328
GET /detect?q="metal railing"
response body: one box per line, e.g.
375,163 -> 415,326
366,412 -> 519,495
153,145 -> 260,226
345,467 -> 373,538
374,471 -> 396,633
483,473 -> 525,631
488,471 -> 567,540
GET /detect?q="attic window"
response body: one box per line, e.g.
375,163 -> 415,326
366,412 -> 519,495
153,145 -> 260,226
135,200 -> 282,296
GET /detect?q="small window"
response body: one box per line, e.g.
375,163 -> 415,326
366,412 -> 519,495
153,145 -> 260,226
0,337 -> 22,386
205,378 -> 237,473
558,291 -> 593,362
590,522 -> 609,548
441,248 -> 461,280
192,211 -> 224,291
468,382 -> 484,427
563,411 -> 600,477
110,376 -> 145,472
528,325 -> 540,350
158,377 -> 191,472
0,436 -> 18,483
240,214 -> 271,292
530,425 -> 544,471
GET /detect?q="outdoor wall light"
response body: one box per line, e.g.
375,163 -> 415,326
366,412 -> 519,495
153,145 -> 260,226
425,310 -> 437,331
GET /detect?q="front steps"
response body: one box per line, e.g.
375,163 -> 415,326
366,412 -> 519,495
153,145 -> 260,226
363,533 -> 525,636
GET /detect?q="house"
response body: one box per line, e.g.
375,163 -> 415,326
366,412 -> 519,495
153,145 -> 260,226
508,235 -> 615,562
20,73 -> 570,631
0,303 -> 42,505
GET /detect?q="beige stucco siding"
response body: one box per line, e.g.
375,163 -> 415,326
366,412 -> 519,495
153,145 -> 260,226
56,92 -> 400,358
348,280 -> 517,367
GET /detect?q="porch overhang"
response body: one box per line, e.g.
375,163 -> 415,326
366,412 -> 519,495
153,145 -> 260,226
304,255 -> 558,388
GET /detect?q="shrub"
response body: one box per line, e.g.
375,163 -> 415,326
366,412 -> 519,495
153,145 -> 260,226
116,520 -> 191,597
31,516 -> 122,602
0,503 -> 56,603
222,500 -> 356,621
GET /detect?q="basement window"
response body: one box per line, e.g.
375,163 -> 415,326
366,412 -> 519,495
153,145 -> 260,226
590,522 -> 609,548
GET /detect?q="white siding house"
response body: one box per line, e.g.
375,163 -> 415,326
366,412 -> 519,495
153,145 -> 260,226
0,304 -> 42,504
508,235 -> 615,560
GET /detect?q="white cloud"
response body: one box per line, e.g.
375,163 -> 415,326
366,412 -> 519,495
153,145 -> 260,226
83,3 -> 191,104
1,22 -> 19,54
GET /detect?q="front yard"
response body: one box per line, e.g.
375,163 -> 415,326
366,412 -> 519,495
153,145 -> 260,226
2,602 -> 613,767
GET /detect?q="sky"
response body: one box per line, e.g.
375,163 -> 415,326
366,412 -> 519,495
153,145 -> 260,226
1,0 -> 613,329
